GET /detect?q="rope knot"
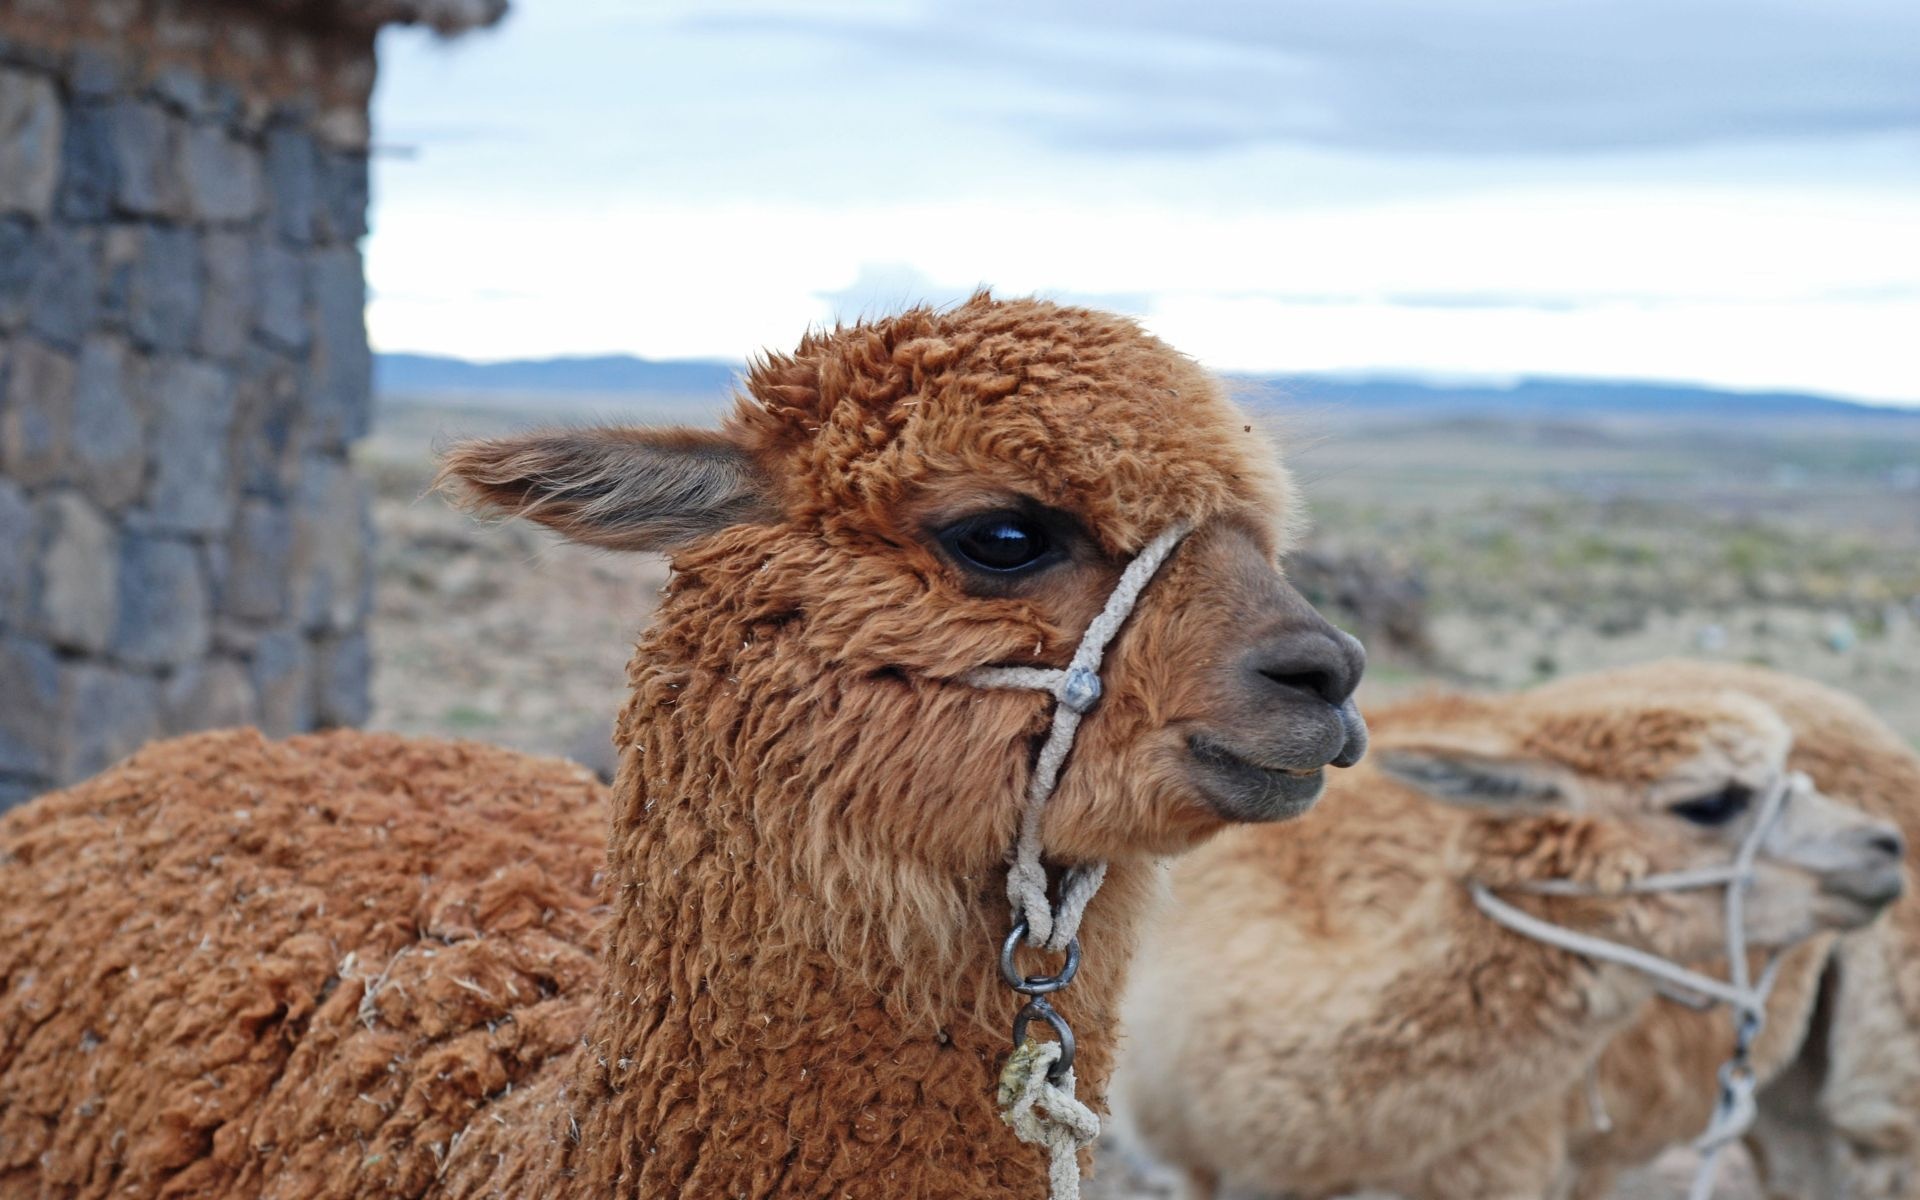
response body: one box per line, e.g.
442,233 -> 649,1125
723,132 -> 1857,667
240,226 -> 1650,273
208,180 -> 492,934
997,1040 -> 1101,1200
1059,666 -> 1102,714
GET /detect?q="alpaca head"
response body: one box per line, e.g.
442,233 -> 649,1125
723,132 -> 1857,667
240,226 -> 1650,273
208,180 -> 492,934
1374,682 -> 1905,962
440,296 -> 1366,882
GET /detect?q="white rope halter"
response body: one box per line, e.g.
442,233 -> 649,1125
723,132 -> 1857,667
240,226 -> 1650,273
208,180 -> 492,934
965,521 -> 1192,956
1468,771 -> 1805,1200
964,521 -> 1191,1200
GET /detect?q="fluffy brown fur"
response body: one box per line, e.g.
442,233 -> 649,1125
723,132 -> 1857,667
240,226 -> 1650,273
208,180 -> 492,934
2,295 -> 1361,1198
1116,661 -> 1904,1200
0,731 -> 606,1197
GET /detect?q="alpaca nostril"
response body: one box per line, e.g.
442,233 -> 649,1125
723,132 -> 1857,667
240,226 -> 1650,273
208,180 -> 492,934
1261,669 -> 1338,702
1251,630 -> 1365,708
1867,828 -> 1906,862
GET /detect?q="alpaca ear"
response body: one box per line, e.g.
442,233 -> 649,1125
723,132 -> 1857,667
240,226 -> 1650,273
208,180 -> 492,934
436,426 -> 777,552
1374,733 -> 1569,813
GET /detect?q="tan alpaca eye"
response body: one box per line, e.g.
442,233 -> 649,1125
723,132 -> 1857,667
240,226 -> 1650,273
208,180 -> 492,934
944,515 -> 1054,574
1669,783 -> 1753,826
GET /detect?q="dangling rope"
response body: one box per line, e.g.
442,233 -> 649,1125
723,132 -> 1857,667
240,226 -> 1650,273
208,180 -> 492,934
1468,772 -> 1804,1200
998,1040 -> 1102,1200
964,522 -> 1190,1199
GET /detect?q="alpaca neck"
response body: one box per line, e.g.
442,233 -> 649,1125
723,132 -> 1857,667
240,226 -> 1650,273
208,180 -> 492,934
1336,888 -> 1661,1181
1434,888 -> 1662,1102
532,644 -> 1151,1198
556,779 -> 1146,1197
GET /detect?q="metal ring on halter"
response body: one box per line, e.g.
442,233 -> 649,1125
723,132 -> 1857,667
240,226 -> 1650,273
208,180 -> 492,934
1011,996 -> 1077,1083
1000,919 -> 1082,995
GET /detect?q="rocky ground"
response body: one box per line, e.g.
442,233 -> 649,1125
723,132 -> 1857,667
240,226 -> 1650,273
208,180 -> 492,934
359,399 -> 1920,1199
1287,411 -> 1920,744
361,455 -> 660,779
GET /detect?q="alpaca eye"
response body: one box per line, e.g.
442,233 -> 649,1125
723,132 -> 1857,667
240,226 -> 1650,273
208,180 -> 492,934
1670,783 -> 1753,826
944,515 -> 1054,574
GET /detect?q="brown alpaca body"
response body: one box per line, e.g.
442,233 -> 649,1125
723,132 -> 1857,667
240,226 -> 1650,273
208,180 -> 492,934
0,731 -> 607,1198
2,297 -> 1370,1197
1117,660 -> 1905,1200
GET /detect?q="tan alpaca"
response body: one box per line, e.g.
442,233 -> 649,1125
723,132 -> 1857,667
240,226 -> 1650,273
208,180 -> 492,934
0,296 -> 1371,1199
1115,664 -> 1904,1200
1549,661 -> 1920,1200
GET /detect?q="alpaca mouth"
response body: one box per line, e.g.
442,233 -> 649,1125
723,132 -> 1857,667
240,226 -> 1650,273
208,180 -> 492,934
1185,734 -> 1329,823
1819,864 -> 1905,914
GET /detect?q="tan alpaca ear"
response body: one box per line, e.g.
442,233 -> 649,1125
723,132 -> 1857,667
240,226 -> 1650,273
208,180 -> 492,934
1374,731 -> 1569,813
436,426 -> 777,552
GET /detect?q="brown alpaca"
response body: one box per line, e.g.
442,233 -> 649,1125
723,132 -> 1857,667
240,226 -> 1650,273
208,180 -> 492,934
1556,662 -> 1920,1200
1115,662 -> 1904,1200
0,295 -> 1368,1198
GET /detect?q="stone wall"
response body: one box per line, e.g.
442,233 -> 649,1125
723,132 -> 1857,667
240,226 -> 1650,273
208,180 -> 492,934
0,3 -> 382,810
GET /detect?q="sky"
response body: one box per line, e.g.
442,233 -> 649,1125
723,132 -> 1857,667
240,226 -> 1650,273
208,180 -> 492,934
369,0 -> 1920,404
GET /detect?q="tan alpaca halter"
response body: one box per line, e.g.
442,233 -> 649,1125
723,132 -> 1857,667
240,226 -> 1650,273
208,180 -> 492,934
962,522 -> 1190,1200
1469,771 -> 1803,1200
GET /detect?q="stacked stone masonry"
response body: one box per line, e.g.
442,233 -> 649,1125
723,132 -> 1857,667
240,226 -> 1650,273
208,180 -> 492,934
0,2 -> 387,810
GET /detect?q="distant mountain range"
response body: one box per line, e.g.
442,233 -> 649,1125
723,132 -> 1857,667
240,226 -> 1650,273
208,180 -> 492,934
375,352 -> 1917,423
1240,375 -> 1919,422
377,353 -> 741,399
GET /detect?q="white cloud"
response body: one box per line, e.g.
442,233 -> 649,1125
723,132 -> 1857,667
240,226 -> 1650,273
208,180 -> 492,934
368,187 -> 1920,401
1147,296 -> 1920,402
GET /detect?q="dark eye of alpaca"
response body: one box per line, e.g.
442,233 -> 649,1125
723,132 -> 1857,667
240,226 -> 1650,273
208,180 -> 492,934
1669,783 -> 1754,827
942,514 -> 1055,575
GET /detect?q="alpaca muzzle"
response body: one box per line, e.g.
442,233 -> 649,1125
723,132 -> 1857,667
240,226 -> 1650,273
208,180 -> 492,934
1187,617 -> 1370,820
